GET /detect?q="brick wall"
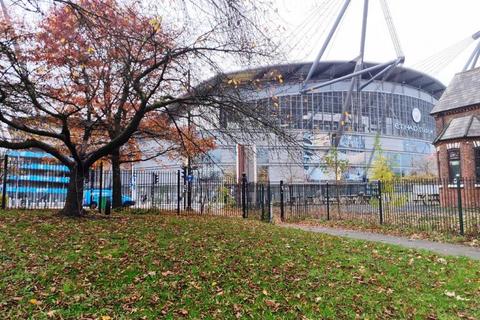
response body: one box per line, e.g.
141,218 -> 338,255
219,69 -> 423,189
436,140 -> 480,207
434,107 -> 480,207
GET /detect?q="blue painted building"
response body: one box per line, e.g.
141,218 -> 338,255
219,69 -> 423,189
2,150 -> 70,208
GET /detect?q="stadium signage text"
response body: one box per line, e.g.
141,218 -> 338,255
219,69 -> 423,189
394,122 -> 433,135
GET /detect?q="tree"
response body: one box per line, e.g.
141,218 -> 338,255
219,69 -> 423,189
0,0 -> 286,216
370,133 -> 394,182
322,146 -> 349,217
369,133 -> 407,206
322,147 -> 350,182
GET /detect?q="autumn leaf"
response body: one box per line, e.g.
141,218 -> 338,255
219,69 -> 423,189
46,310 -> 56,317
178,308 -> 188,316
265,299 -> 280,311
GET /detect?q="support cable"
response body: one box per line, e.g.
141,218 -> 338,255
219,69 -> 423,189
379,0 -> 404,58
421,42 -> 472,72
276,1 -> 335,57
412,37 -> 473,73
296,0 -> 344,61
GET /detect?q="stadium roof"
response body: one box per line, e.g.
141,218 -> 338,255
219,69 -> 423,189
430,67 -> 480,115
228,61 -> 445,99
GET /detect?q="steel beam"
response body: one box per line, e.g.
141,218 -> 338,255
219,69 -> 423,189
463,41 -> 480,71
302,58 -> 402,92
302,0 -> 352,89
358,61 -> 399,91
471,47 -> 480,69
358,0 -> 369,67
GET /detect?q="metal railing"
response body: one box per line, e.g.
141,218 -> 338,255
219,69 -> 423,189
1,154 -> 480,235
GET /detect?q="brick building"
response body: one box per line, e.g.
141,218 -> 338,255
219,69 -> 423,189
431,67 -> 480,206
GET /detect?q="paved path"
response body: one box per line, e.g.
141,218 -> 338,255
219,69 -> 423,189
282,224 -> 480,260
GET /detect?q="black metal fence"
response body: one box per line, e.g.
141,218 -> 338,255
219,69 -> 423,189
278,178 -> 480,236
1,154 -> 480,235
0,155 -> 270,221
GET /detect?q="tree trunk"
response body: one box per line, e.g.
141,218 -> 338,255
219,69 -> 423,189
60,164 -> 85,216
111,147 -> 123,209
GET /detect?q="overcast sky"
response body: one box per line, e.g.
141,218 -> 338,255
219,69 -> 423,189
273,0 -> 480,86
3,0 -> 478,86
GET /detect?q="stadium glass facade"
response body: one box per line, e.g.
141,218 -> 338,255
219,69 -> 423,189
203,61 -> 446,182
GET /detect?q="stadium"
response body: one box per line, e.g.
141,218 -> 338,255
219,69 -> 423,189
205,61 -> 445,182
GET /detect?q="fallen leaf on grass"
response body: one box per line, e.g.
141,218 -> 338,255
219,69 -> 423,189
46,310 -> 56,317
444,291 -> 455,297
444,291 -> 470,301
265,299 -> 280,311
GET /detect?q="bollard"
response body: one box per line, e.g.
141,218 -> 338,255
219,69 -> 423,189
105,198 -> 111,215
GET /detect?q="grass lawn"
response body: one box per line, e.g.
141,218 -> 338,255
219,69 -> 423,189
0,211 -> 479,319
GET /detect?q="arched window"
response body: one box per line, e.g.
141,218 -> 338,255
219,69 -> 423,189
448,149 -> 461,182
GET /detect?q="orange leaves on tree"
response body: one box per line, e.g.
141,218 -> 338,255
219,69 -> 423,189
24,0 -> 175,154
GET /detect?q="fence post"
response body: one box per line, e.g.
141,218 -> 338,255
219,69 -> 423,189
177,170 -> 181,214
1,155 -> 8,210
89,169 -> 94,207
242,173 -> 247,218
280,180 -> 285,222
456,175 -> 464,236
326,182 -> 330,221
187,167 -> 192,211
151,172 -> 156,208
267,182 -> 272,223
261,184 -> 265,221
378,180 -> 383,225
98,163 -> 103,213
182,166 -> 186,210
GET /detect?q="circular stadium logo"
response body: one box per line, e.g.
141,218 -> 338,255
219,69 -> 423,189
412,108 -> 422,123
